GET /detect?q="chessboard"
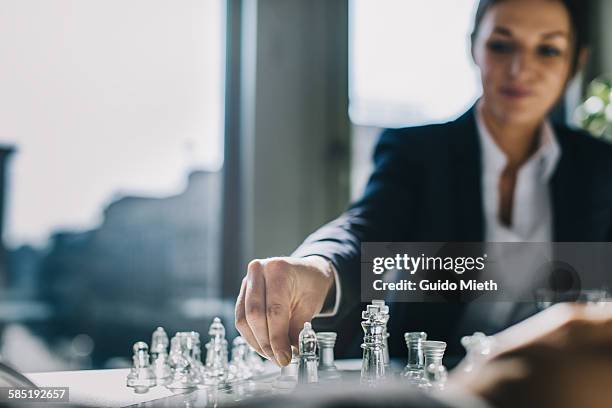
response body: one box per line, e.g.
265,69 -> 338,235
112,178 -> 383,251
25,360 -> 364,407
24,300 -> 492,407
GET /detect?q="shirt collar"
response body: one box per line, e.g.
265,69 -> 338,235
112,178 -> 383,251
475,103 -> 561,181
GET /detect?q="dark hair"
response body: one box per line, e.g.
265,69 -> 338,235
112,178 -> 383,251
471,0 -> 591,74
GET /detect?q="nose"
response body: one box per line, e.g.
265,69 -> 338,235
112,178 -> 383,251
508,51 -> 533,80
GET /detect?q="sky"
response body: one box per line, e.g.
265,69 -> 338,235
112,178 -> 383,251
0,0 -> 225,247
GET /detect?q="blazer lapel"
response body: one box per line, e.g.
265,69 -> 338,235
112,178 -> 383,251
449,108 -> 485,241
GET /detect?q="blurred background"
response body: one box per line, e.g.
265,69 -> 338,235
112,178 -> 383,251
0,0 -> 610,372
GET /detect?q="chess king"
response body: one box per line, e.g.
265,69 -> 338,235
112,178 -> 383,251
235,0 -> 610,375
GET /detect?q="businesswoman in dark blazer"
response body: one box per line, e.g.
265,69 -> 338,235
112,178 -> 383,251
235,0 -> 612,371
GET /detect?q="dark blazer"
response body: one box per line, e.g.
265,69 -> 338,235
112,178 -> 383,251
293,106 -> 612,361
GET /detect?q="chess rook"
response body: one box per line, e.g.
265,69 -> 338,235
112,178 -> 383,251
316,332 -> 341,382
402,332 -> 427,383
422,340 -> 447,390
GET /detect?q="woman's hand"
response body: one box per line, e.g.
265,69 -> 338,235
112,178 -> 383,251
234,256 -> 335,366
452,303 -> 612,408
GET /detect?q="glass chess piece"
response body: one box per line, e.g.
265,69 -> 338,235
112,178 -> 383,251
177,331 -> 206,386
126,341 -> 157,394
204,317 -> 229,385
371,300 -> 390,369
150,327 -> 172,385
246,345 -> 265,375
316,332 -> 342,382
167,334 -> 198,390
273,346 -> 299,390
360,304 -> 388,386
460,332 -> 495,373
297,322 -> 318,385
421,340 -> 447,391
402,332 -> 427,385
228,336 -> 253,381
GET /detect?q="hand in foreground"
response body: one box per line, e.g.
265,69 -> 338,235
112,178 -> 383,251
451,302 -> 612,408
234,256 -> 335,366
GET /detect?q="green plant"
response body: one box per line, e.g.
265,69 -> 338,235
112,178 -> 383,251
574,77 -> 612,141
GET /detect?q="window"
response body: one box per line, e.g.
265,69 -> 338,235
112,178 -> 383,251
349,0 -> 480,198
0,0 -> 228,372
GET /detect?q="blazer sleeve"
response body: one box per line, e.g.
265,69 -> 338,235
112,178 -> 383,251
292,128 -> 418,318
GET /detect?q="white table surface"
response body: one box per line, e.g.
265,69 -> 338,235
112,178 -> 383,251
25,360 -> 363,407
26,368 -> 178,407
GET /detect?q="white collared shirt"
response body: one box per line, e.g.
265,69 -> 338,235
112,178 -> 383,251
468,105 -> 562,335
475,105 -> 561,242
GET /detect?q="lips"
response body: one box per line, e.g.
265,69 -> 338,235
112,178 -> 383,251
499,86 -> 533,98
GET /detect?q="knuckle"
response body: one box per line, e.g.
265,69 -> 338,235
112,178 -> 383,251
266,303 -> 285,318
265,258 -> 289,274
248,259 -> 263,273
246,302 -> 264,319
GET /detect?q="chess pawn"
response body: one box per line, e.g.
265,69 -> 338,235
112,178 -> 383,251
402,332 -> 427,384
228,336 -> 253,381
167,335 -> 198,390
126,341 -> 157,394
371,300 -> 390,369
421,341 -> 447,391
297,322 -> 318,384
150,327 -> 172,385
360,304 -> 388,386
246,346 -> 265,375
204,317 -> 229,385
316,332 -> 341,382
460,332 -> 494,373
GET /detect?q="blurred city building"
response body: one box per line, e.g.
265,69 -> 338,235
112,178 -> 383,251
4,170 -> 232,369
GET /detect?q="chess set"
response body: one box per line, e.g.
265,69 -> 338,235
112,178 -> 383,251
124,301 -> 495,406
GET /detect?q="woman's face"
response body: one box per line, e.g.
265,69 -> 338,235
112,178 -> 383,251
472,0 -> 575,126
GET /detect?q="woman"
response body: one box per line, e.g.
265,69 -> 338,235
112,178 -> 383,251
235,0 -> 612,367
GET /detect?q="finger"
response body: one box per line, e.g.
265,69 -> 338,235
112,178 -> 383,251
235,276 -> 265,357
288,305 -> 316,348
264,262 -> 293,366
245,261 -> 274,360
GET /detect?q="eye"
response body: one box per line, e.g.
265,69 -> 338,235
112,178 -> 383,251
537,45 -> 562,57
487,40 -> 514,54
